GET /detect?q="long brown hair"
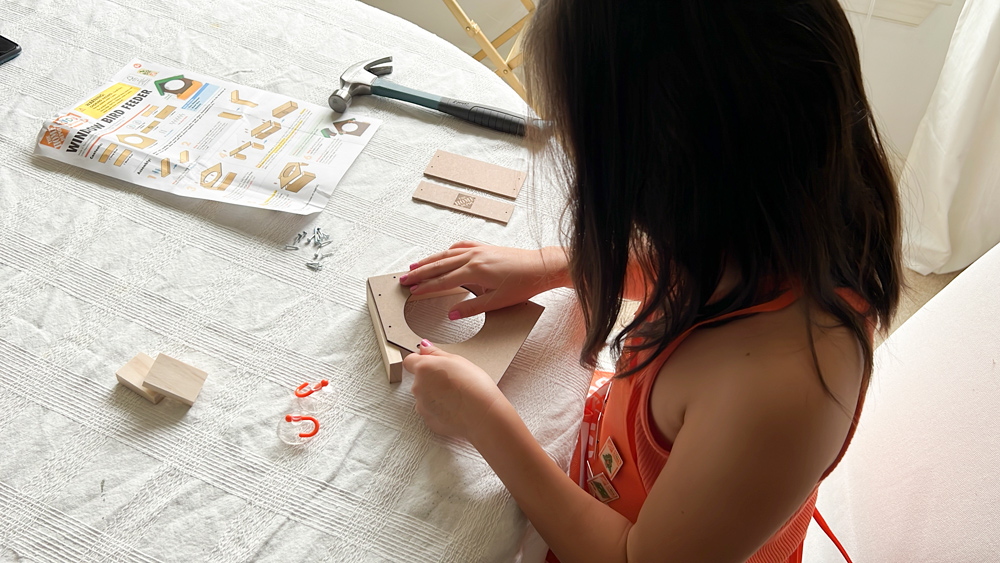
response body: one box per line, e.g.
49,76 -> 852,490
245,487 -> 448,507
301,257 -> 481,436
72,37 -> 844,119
523,0 -> 902,390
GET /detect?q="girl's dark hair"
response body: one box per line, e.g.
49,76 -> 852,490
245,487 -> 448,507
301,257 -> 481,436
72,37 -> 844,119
523,0 -> 902,391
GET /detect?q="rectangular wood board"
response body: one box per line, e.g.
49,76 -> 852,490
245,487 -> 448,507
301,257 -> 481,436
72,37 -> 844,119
423,150 -> 525,199
367,281 -> 404,383
413,181 -> 514,225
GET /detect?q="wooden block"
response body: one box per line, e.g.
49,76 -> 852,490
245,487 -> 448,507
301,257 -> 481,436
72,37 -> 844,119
160,158 -> 171,177
143,353 -> 208,406
179,150 -> 189,164
413,181 -> 514,225
113,149 -> 132,167
424,150 -> 525,199
142,106 -> 158,117
272,101 -> 298,119
367,281 -> 404,383
230,90 -> 258,107
99,143 -> 117,163
115,352 -> 163,404
218,111 -> 241,120
155,105 -> 176,120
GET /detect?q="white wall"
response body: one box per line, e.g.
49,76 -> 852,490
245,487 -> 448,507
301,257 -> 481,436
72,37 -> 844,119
360,0 -> 525,58
845,1 -> 967,159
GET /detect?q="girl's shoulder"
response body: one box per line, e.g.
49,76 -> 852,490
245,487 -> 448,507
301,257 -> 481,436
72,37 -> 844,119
648,298 -> 863,458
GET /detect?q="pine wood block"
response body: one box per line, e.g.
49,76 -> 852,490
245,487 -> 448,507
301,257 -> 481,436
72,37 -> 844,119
413,181 -> 514,225
272,101 -> 298,119
115,352 -> 163,404
424,150 -> 525,199
143,353 -> 208,406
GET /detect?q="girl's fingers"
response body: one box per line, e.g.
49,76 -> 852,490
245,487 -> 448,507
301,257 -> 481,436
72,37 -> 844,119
402,254 -> 469,286
408,269 -> 467,295
449,241 -> 483,250
410,246 -> 473,272
447,294 -> 495,320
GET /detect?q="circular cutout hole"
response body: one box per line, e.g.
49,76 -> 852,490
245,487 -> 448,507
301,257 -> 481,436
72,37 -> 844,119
404,290 -> 485,344
163,79 -> 185,91
342,122 -> 358,133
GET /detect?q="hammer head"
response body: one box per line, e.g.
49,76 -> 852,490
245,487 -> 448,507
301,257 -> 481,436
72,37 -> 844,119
328,56 -> 393,113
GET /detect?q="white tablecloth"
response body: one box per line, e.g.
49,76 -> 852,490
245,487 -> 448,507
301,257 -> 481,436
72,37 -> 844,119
0,1 -> 592,561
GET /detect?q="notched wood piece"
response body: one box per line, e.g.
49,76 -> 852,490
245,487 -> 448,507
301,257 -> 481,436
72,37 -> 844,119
424,150 -> 525,199
413,181 -> 514,225
368,273 -> 543,383
143,353 -> 208,406
367,281 -> 404,383
115,352 -> 163,404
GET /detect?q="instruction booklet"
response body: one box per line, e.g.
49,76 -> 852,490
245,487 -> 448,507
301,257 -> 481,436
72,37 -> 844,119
35,59 -> 381,214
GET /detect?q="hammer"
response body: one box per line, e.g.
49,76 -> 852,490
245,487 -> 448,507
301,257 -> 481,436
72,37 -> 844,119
329,56 -> 533,136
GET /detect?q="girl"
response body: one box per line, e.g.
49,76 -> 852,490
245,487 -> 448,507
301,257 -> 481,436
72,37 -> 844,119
401,0 -> 901,561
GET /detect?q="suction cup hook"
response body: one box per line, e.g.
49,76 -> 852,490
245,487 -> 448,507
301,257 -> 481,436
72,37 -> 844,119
277,414 -> 320,445
294,379 -> 329,398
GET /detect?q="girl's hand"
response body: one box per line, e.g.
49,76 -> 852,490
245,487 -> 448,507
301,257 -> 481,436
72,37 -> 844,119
404,340 -> 505,440
400,242 -> 569,319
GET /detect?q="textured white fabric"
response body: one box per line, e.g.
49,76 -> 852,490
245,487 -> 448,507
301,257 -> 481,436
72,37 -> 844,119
0,1 -> 592,561
804,242 -> 1000,562
899,0 -> 1000,274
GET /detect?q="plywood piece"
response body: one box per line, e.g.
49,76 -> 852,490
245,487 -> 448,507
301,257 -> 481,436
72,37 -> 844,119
278,162 -> 315,193
117,134 -> 156,149
229,141 -> 252,160
143,353 -> 208,406
180,150 -> 189,164
115,352 -> 163,404
155,105 -> 176,120
251,121 -> 281,139
200,162 -> 236,191
367,282 -> 404,383
272,101 -> 298,119
368,273 -> 543,383
218,111 -> 241,120
413,181 -> 514,225
99,143 -> 117,163
142,106 -> 158,117
424,150 -> 525,199
113,149 -> 132,167
160,158 -> 171,177
141,120 -> 160,134
230,90 -> 258,107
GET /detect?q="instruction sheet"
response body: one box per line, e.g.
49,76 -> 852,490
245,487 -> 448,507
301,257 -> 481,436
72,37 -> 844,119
34,59 -> 381,214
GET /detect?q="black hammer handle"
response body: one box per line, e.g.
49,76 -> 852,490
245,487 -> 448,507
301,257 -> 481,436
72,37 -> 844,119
438,98 -> 527,136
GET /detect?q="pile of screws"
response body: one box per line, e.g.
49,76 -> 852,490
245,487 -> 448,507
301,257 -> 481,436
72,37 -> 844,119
285,227 -> 333,271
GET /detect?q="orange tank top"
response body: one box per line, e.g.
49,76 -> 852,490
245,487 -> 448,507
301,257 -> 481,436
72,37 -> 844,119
550,288 -> 870,563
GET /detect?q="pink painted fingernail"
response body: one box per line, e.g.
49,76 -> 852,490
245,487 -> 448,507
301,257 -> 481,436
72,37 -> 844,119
399,274 -> 408,283
420,339 -> 432,348
448,310 -> 462,321
410,263 -> 420,270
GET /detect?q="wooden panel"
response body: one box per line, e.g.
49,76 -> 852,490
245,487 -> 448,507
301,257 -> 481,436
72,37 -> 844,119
368,273 -> 543,383
143,353 -> 208,406
115,352 -> 163,404
412,181 -> 514,225
424,150 -> 524,199
367,281 -> 404,383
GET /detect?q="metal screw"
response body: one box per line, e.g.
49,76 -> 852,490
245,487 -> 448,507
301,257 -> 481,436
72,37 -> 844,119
318,240 -> 333,248
306,262 -> 324,271
284,245 -> 299,250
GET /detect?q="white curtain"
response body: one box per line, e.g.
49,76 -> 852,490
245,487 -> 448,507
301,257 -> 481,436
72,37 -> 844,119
900,0 -> 1000,274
